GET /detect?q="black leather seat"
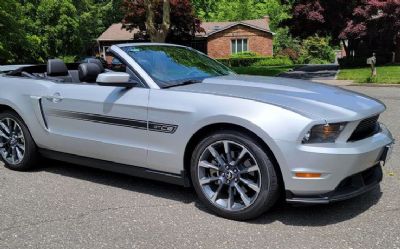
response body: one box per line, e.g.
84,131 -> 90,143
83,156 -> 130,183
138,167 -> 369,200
78,63 -> 102,83
46,59 -> 72,82
86,58 -> 105,72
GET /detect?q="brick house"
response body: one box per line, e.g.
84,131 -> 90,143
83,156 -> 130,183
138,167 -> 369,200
97,16 -> 274,60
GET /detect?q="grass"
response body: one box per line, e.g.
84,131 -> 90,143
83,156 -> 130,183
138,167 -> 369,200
232,65 -> 295,77
337,65 -> 400,84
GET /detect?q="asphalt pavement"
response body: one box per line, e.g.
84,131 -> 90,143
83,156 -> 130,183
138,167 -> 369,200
0,86 -> 399,249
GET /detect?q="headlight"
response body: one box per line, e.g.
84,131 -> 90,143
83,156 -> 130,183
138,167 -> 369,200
302,122 -> 347,144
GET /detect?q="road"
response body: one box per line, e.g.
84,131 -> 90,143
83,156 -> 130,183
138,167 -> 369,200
0,86 -> 399,249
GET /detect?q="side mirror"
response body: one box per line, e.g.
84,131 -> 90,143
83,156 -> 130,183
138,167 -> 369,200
96,72 -> 138,88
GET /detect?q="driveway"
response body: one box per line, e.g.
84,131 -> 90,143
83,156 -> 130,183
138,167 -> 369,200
279,64 -> 340,80
0,86 -> 399,249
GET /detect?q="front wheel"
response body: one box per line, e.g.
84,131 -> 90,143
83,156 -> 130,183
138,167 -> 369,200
191,130 -> 280,220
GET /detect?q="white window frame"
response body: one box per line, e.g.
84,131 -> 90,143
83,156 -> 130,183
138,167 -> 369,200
231,39 -> 249,54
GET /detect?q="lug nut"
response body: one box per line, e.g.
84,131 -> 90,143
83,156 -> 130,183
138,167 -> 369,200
221,173 -> 225,177
226,180 -> 230,184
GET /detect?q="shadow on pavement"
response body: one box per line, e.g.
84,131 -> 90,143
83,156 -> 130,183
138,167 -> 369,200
279,64 -> 340,80
34,159 -> 382,226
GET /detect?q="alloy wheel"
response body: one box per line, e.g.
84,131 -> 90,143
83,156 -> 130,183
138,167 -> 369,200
0,118 -> 26,165
197,140 -> 261,211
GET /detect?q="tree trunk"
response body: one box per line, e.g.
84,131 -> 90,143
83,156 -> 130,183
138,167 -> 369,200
144,0 -> 170,43
341,40 -> 350,57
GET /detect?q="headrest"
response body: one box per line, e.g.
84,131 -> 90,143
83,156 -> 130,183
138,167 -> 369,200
78,63 -> 102,83
47,59 -> 68,76
86,58 -> 105,72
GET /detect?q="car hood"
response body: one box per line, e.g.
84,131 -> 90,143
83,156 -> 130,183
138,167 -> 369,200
171,75 -> 385,121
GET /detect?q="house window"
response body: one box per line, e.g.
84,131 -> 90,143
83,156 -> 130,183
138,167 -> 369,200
231,39 -> 248,54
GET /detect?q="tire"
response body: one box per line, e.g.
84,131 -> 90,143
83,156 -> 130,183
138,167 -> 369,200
190,130 -> 280,220
0,110 -> 38,171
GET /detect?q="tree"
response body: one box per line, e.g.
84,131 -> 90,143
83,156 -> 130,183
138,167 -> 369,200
122,0 -> 201,43
287,0 -> 400,60
340,0 -> 400,56
194,0 -> 291,31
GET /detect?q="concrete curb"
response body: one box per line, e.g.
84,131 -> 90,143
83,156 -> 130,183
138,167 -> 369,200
348,83 -> 400,87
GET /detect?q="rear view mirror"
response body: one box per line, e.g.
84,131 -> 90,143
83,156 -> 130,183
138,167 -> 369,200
96,72 -> 138,88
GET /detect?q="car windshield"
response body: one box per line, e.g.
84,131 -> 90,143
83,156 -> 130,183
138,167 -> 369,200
121,45 -> 235,88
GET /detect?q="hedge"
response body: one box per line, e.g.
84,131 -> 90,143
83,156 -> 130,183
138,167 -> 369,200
217,56 -> 293,67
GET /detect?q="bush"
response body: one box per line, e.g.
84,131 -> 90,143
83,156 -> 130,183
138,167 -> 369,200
218,54 -> 294,67
252,56 -> 293,67
298,35 -> 336,64
276,48 -> 300,62
231,51 -> 260,58
217,57 -> 266,67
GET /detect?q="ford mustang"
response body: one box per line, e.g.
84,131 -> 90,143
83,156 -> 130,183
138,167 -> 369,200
0,44 -> 394,220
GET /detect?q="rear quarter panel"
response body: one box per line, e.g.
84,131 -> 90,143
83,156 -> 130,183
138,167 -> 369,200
0,76 -> 53,147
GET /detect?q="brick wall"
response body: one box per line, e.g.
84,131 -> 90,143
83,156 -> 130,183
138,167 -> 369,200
207,25 -> 273,58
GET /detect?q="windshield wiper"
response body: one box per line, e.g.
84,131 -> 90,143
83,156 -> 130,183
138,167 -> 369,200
164,79 -> 203,88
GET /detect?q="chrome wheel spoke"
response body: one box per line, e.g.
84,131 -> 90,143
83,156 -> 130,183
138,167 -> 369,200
207,146 -> 225,166
211,183 -> 223,202
0,121 -> 10,135
11,147 -> 17,164
240,165 -> 259,174
16,143 -> 25,151
233,147 -> 248,166
227,186 -> 234,210
235,183 -> 251,207
199,176 -> 220,185
15,147 -> 23,161
223,141 -> 232,163
0,130 -> 9,140
240,178 -> 260,193
199,160 -> 220,170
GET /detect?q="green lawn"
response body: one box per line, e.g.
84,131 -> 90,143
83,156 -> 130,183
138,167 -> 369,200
337,65 -> 400,84
233,65 -> 295,76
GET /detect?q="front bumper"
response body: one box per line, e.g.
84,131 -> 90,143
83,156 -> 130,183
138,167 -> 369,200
275,124 -> 394,197
286,164 -> 382,204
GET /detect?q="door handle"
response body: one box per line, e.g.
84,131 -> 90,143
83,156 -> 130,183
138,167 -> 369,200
45,92 -> 63,103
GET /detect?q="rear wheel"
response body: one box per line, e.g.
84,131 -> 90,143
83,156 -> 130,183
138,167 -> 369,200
0,111 -> 38,171
191,130 -> 280,220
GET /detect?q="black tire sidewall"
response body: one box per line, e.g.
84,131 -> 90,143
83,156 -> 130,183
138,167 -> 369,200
190,130 -> 279,220
0,111 -> 37,171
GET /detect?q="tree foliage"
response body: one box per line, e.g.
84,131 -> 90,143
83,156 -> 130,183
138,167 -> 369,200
288,0 -> 400,58
193,0 -> 291,31
122,0 -> 201,43
0,0 -> 124,64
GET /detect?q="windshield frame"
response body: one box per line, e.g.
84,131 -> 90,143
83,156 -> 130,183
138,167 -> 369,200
119,44 -> 235,88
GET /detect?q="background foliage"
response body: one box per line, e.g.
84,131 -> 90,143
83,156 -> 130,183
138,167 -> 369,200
0,0 -> 124,64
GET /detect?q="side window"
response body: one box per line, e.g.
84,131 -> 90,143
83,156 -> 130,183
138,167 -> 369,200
106,52 -> 144,87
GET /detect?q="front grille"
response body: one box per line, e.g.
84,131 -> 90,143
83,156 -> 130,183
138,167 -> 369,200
348,115 -> 380,142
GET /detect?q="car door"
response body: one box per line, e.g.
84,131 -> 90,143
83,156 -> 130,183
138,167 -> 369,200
41,82 -> 150,167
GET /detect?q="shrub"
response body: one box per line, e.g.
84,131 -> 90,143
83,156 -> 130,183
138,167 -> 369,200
276,48 -> 300,62
298,35 -> 336,64
252,56 -> 293,67
231,51 -> 260,58
217,57 -> 266,67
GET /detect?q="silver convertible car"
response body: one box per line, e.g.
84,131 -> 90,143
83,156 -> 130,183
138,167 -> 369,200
0,44 -> 394,220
